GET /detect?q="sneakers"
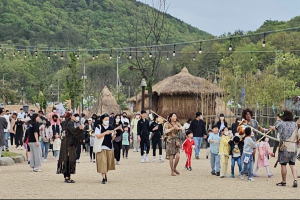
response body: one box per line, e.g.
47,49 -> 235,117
159,156 -> 164,162
248,178 -> 255,181
141,156 -> 145,163
225,173 -> 230,178
20,146 -> 23,150
195,155 -> 199,159
17,146 -> 20,150
33,168 -> 42,172
116,161 -> 119,165
253,173 -> 259,177
42,159 -> 47,163
5,148 -> 9,152
239,175 -> 245,180
185,166 -> 189,170
211,172 -> 216,175
216,172 -> 220,176
188,167 -> 192,171
231,173 -> 235,178
76,159 -> 80,163
133,148 -> 137,152
90,159 -> 92,162
153,157 -> 156,162
145,155 -> 149,162
268,173 -> 273,178
93,159 -> 96,163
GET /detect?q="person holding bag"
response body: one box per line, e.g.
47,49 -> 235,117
94,114 -> 116,184
112,114 -> 123,165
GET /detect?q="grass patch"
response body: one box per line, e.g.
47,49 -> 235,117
1,151 -> 20,157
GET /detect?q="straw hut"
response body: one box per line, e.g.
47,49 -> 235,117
132,67 -> 225,123
89,86 -> 121,116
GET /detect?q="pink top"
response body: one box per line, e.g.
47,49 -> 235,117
49,112 -> 61,126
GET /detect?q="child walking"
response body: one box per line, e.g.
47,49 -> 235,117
219,127 -> 231,178
240,127 -> 257,181
90,131 -> 96,162
228,136 -> 244,178
53,133 -> 61,161
122,127 -> 130,159
208,125 -> 221,176
182,130 -> 195,171
253,136 -> 274,177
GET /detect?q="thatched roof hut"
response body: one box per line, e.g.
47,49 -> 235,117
132,67 -> 225,123
89,86 -> 121,116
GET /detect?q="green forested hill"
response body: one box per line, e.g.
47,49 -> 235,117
0,0 -> 210,48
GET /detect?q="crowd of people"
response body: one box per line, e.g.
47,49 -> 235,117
0,106 -> 300,188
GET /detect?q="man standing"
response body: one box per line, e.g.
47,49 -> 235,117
130,112 -> 140,152
29,109 -> 34,117
0,108 -> 8,173
189,112 -> 207,159
109,112 -> 115,127
74,113 -> 83,163
38,110 -> 46,124
137,110 -> 150,163
4,110 -> 10,151
17,108 -> 25,119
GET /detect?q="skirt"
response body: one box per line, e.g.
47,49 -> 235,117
166,137 -> 180,159
96,150 -> 115,174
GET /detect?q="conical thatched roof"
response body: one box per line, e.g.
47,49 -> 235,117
153,67 -> 223,95
89,86 -> 121,115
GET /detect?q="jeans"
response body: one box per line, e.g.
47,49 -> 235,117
210,152 -> 220,173
40,140 -> 50,159
231,156 -> 242,174
193,137 -> 203,156
54,150 -> 60,159
240,153 -> 254,179
5,132 -> 9,149
140,138 -> 150,156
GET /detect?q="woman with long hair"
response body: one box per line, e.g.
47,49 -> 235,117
40,120 -> 53,162
270,110 -> 298,187
113,114 -> 123,165
28,113 -> 42,172
217,113 -> 228,136
56,113 -> 84,183
150,115 -> 164,162
94,114 -> 116,184
164,113 -> 183,176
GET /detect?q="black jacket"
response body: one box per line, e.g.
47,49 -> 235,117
228,139 -> 244,156
231,123 -> 238,134
217,121 -> 228,130
189,119 -> 207,137
149,122 -> 163,140
137,118 -> 150,139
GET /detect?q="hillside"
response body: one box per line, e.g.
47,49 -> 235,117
0,0 -> 211,48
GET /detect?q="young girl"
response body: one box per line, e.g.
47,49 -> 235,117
253,136 -> 274,178
182,130 -> 195,171
122,127 -> 130,159
53,133 -> 61,161
219,127 -> 231,178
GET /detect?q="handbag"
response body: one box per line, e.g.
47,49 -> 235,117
93,136 -> 104,153
42,137 -> 49,143
114,135 -> 122,142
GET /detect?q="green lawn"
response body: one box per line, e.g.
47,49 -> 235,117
1,151 -> 20,157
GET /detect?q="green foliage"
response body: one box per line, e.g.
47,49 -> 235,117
1,151 -> 20,157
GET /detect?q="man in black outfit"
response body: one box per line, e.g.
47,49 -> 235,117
137,110 -> 150,163
189,112 -> 207,159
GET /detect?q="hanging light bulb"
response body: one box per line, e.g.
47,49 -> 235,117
199,41 -> 202,54
4,51 -> 6,56
193,52 -> 196,61
24,50 -> 27,58
13,51 -> 15,57
61,51 -> 64,60
96,53 -> 99,58
92,50 -> 95,60
250,56 -> 253,61
283,55 -> 286,60
129,48 -> 132,59
35,52 -> 38,59
48,55 -> 50,59
229,38 -> 232,51
173,45 -> 176,56
221,58 -> 223,61
262,32 -> 266,48
54,49 -> 57,56
149,47 -> 152,58
118,54 -> 120,59
77,51 -> 79,60
110,49 -> 112,59
17,50 -> 20,53
167,52 -> 169,60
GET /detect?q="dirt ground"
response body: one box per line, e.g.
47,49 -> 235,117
0,146 -> 299,199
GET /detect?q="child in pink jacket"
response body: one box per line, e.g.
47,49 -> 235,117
253,136 -> 274,177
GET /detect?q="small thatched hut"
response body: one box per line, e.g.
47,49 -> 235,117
131,67 -> 225,123
89,86 -> 121,116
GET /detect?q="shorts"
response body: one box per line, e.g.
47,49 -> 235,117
280,161 -> 295,166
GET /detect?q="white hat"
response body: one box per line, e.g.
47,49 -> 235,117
88,118 -> 92,121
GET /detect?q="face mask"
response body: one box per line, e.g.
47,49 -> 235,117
200,116 -> 203,120
54,119 -> 57,122
75,117 -> 80,121
53,110 -> 56,113
92,119 -> 95,123
265,138 -> 269,142
224,131 -> 229,136
116,119 -> 120,123
103,120 -> 109,126
122,115 -> 126,118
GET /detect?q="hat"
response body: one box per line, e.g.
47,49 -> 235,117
136,112 -> 140,115
196,112 -> 202,117
88,118 -> 92,121
219,113 -> 225,117
212,124 -> 219,129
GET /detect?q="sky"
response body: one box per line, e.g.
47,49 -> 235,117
137,0 -> 300,36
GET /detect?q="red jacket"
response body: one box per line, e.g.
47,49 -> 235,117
182,138 -> 195,154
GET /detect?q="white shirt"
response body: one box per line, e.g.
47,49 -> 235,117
80,118 -> 85,126
17,112 -> 25,119
121,117 -> 130,127
95,125 -> 113,150
4,114 -> 10,132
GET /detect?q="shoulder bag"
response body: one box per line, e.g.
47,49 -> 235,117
93,126 -> 105,153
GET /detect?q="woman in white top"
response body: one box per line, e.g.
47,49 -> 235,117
94,114 -> 117,184
40,120 -> 53,162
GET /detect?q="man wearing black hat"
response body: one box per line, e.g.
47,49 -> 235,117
189,112 -> 207,159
